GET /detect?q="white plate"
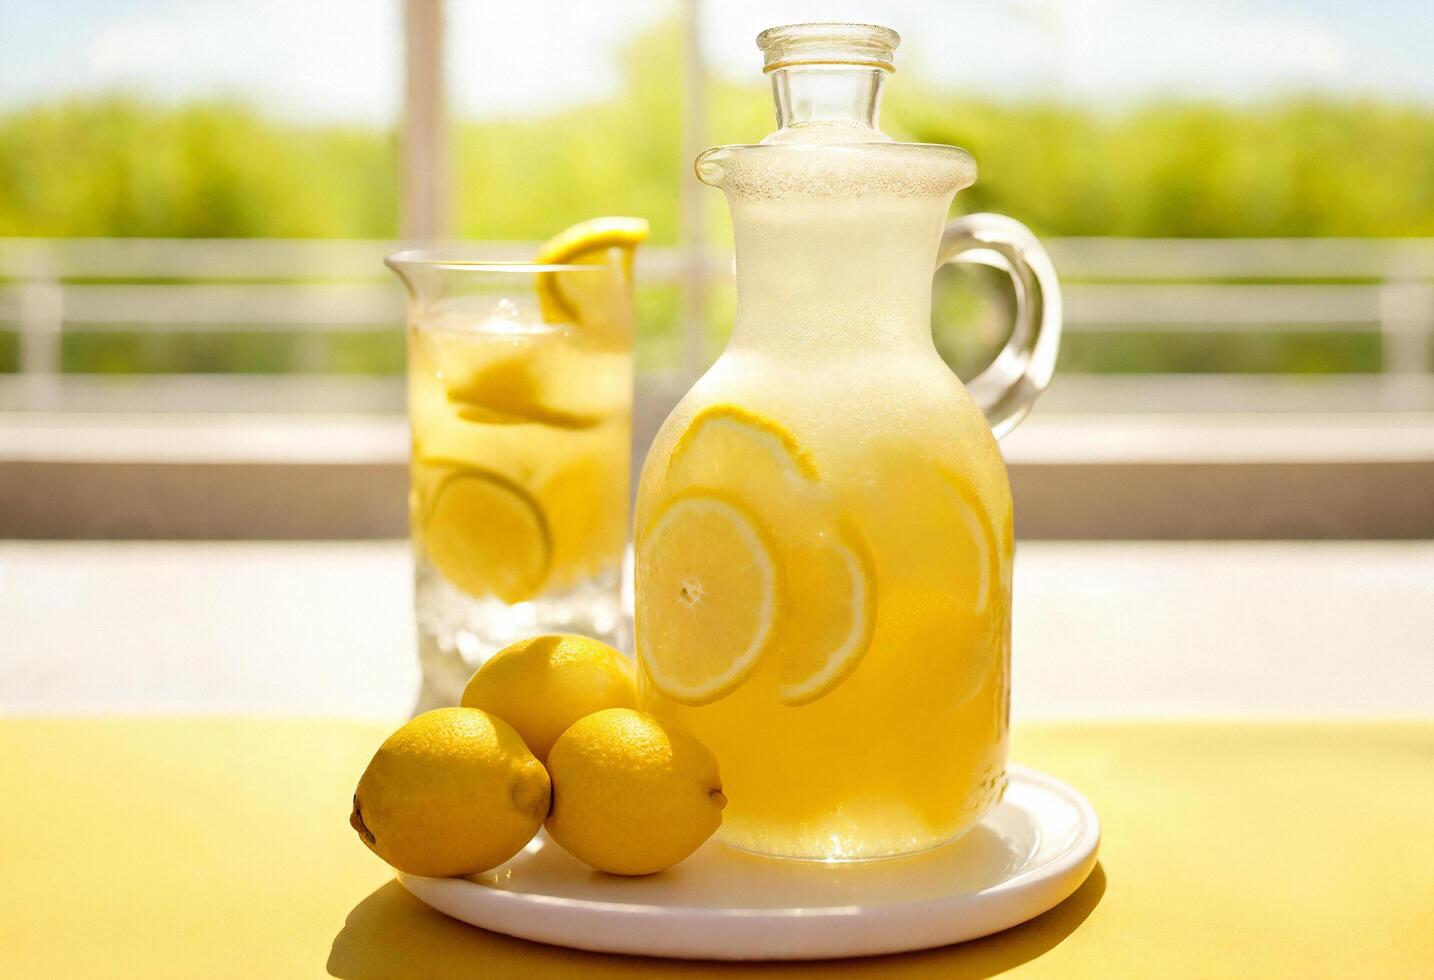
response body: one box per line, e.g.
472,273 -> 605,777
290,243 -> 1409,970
398,764 -> 1100,961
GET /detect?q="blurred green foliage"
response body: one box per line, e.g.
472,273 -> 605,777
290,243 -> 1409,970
1058,331 -> 1381,374
892,96 -> 1434,238
1,21 -> 1431,378
0,99 -> 397,237
59,328 -> 406,375
4,63 -> 1432,240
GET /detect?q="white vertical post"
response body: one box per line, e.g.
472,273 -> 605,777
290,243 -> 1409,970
17,249 -> 63,411
401,0 -> 451,241
1378,276 -> 1434,410
678,0 -> 709,376
1379,281 -> 1434,367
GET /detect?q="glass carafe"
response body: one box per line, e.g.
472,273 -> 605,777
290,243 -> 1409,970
635,23 -> 1061,860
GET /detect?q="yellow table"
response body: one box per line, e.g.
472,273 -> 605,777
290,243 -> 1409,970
3,719 -> 1431,978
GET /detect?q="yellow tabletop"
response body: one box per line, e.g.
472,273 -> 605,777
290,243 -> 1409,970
3,719 -> 1431,978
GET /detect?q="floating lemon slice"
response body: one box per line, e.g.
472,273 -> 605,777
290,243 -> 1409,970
541,452 -> 628,589
446,353 -> 603,430
775,522 -> 878,706
660,404 -> 878,705
936,469 -> 1000,615
452,402 -> 599,428
637,491 -> 778,706
534,216 -> 648,327
667,403 -> 819,485
422,467 -> 551,604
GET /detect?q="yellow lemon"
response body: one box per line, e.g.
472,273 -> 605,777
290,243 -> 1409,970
461,634 -> 636,763
545,708 -> 725,875
351,708 -> 550,878
636,491 -> 778,705
420,466 -> 551,603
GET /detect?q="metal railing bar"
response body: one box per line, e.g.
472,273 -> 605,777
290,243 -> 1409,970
6,238 -> 1434,283
3,320 -> 1407,336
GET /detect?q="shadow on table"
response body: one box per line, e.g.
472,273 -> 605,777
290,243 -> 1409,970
327,862 -> 1105,978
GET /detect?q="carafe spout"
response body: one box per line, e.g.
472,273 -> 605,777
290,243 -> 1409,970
758,23 -> 898,145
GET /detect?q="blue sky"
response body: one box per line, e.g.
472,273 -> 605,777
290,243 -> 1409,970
2,0 -> 1431,123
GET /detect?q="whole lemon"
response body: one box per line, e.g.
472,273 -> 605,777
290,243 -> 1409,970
351,708 -> 550,877
461,634 -> 636,763
545,708 -> 725,875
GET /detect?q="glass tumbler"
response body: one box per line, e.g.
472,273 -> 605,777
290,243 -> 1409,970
387,251 -> 634,707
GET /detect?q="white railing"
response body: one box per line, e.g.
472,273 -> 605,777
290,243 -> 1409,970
2,236 -> 1433,414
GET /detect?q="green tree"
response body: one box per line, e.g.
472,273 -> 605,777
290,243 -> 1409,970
0,98 -> 395,237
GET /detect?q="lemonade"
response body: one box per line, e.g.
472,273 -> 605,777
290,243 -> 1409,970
407,311 -> 631,596
635,24 -> 1057,860
391,234 -> 640,706
636,374 -> 1013,859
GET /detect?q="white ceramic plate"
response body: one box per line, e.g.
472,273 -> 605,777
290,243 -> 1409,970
398,763 -> 1100,961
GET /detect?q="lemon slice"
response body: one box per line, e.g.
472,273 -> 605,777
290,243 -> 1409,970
421,467 -> 552,603
536,216 -> 649,273
446,353 -> 602,429
534,216 -> 648,326
667,403 -> 820,494
541,452 -> 628,588
663,403 -> 879,704
637,491 -> 778,706
775,523 -> 878,706
937,470 -> 1000,614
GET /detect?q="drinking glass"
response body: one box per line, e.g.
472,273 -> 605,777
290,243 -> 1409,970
387,251 -> 633,707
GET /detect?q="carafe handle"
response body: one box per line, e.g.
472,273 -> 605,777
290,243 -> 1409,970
937,213 -> 1062,439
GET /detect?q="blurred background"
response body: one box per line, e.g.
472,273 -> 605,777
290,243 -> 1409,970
2,0 -> 1430,716
4,0 -> 1433,392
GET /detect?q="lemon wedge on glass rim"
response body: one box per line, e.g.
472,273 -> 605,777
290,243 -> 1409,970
534,216 -> 648,326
